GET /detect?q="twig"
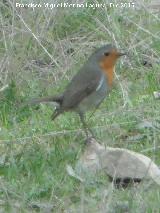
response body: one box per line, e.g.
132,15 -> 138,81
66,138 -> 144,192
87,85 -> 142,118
8,0 -> 60,68
126,17 -> 160,41
141,146 -> 160,153
0,120 -> 138,144
0,84 -> 9,92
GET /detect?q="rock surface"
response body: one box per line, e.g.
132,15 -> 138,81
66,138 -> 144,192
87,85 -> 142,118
76,139 -> 160,186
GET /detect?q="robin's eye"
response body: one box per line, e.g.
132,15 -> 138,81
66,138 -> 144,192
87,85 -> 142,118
104,52 -> 110,56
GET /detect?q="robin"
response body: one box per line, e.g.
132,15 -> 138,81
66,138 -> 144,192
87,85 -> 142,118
28,44 -> 126,139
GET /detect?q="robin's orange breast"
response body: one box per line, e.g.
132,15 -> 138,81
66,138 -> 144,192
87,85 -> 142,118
100,58 -> 115,88
99,49 -> 121,88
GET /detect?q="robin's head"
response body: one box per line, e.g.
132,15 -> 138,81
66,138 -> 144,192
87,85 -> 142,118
93,44 -> 126,65
93,44 -> 126,86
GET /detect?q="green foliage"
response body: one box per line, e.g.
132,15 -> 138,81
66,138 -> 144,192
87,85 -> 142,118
52,8 -> 96,39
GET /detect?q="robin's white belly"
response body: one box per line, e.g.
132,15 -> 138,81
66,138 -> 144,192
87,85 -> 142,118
77,75 -> 107,112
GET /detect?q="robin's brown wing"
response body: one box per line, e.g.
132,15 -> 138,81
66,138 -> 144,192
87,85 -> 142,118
61,64 -> 102,110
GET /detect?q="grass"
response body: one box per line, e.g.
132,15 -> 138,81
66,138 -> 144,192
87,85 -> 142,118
0,0 -> 160,212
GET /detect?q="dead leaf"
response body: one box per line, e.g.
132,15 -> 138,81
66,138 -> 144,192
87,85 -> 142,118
137,120 -> 160,130
29,201 -> 55,211
153,91 -> 160,99
126,134 -> 145,142
66,165 -> 84,182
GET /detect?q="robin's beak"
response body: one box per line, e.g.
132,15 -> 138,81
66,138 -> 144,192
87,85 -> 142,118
118,52 -> 127,57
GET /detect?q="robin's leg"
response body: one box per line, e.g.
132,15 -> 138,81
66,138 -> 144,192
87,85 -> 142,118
78,112 -> 95,141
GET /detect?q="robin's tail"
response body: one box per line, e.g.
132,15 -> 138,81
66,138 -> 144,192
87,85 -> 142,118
25,95 -> 63,121
26,95 -> 63,105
